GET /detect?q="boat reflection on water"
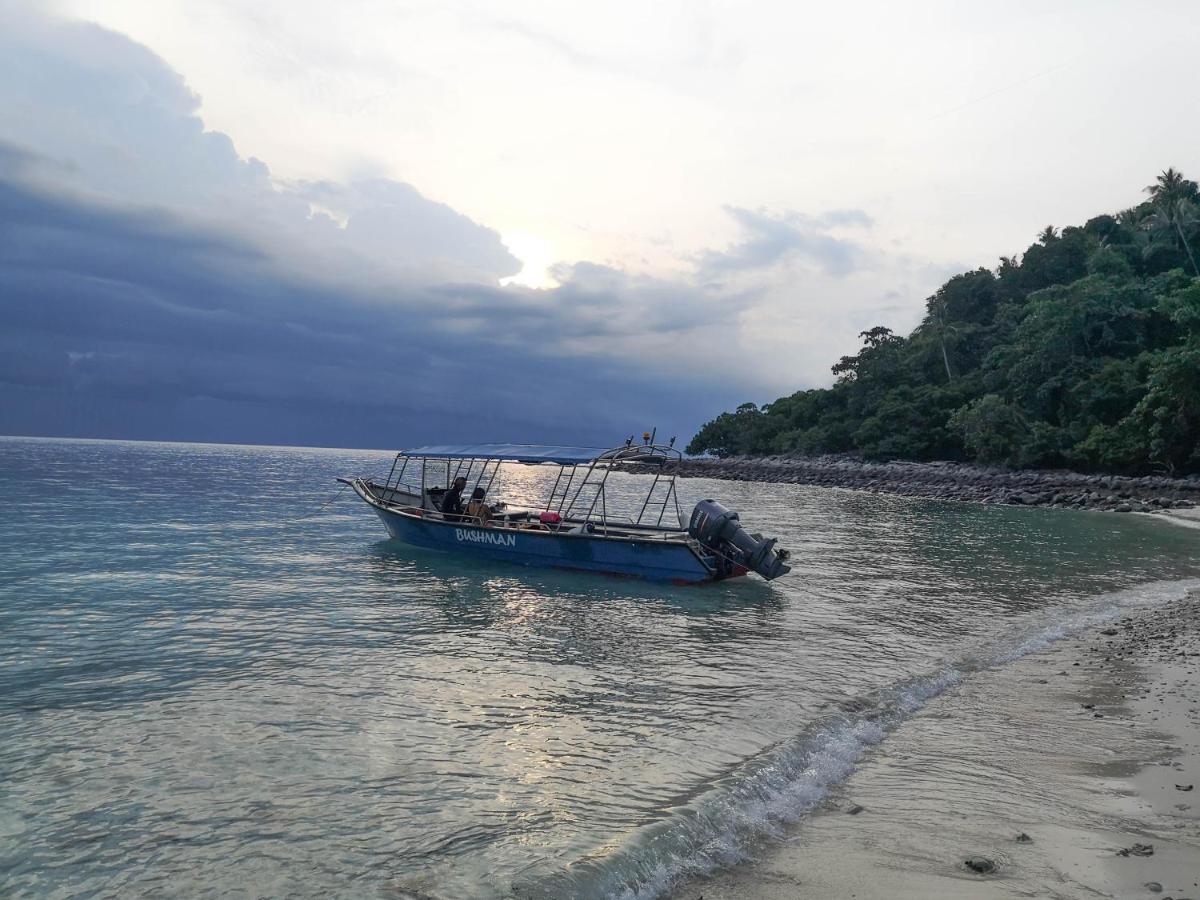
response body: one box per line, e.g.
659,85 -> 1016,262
362,537 -> 787,651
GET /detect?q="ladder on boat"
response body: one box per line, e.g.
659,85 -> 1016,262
636,471 -> 682,528
546,464 -> 579,515
565,478 -> 607,524
549,465 -> 612,531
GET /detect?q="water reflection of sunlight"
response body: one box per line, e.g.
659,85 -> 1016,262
497,586 -> 546,628
12,439 -> 1200,900
426,459 -> 690,527
476,461 -> 567,511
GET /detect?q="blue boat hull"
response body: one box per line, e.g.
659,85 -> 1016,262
370,505 -> 718,583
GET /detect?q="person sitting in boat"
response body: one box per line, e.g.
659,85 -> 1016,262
465,487 -> 491,524
440,476 -> 468,518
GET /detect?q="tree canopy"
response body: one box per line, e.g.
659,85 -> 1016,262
688,169 -> 1200,475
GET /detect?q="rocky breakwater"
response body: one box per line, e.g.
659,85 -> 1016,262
629,456 -> 1200,514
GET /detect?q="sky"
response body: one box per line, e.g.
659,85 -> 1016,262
1,0 -> 1198,448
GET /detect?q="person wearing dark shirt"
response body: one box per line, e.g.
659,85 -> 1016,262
440,476 -> 468,518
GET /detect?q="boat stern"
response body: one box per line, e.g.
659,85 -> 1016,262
688,500 -> 791,580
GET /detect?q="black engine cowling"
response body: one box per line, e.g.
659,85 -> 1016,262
688,500 -> 791,581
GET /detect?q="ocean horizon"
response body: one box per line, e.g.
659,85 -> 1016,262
0,433 -> 421,454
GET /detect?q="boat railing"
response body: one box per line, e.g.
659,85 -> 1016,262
380,440 -> 687,532
366,480 -> 421,500
380,452 -> 410,494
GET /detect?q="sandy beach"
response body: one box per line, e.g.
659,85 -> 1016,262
671,591 -> 1200,900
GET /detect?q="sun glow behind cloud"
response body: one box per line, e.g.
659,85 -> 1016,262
54,0 -> 1200,279
500,233 -> 560,289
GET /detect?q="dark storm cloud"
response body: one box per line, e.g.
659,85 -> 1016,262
0,8 -> 773,447
434,261 -> 751,344
288,178 -> 522,279
698,205 -> 872,279
0,161 -> 747,447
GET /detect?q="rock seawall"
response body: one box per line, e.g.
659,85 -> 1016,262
629,456 -> 1199,514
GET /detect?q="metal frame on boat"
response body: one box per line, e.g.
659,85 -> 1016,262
340,439 -> 791,583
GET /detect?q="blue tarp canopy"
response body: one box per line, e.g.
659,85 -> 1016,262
400,443 -> 609,465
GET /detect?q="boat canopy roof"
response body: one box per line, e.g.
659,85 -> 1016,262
400,443 -> 610,465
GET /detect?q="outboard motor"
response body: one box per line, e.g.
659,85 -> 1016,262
688,500 -> 791,581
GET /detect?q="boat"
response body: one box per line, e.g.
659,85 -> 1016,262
339,438 -> 791,583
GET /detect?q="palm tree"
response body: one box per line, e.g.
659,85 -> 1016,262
1117,206 -> 1150,229
930,297 -> 957,381
1144,168 -> 1200,276
1145,167 -> 1199,205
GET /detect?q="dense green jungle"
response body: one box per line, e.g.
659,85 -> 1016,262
688,168 -> 1200,475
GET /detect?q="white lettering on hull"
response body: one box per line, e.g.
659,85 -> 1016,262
455,527 -> 517,548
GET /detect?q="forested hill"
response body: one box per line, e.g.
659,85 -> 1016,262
688,168 -> 1200,476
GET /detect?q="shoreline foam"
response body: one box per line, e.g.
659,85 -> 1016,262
668,590 -> 1200,900
554,580 -> 1200,900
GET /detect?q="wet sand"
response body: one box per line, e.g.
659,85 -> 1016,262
670,593 -> 1200,900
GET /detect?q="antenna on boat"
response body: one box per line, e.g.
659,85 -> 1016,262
625,435 -> 634,447
669,436 -> 676,448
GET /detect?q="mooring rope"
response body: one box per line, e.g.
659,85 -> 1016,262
295,482 -> 351,521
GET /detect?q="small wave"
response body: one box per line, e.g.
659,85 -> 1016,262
549,576 -> 1200,900
1157,509 -> 1200,531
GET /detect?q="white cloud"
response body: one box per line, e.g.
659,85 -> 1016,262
5,0 -> 1198,442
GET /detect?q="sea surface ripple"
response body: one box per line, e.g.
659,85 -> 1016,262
1,437 -> 1197,898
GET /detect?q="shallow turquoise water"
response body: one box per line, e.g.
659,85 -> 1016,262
1,437 -> 1197,898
